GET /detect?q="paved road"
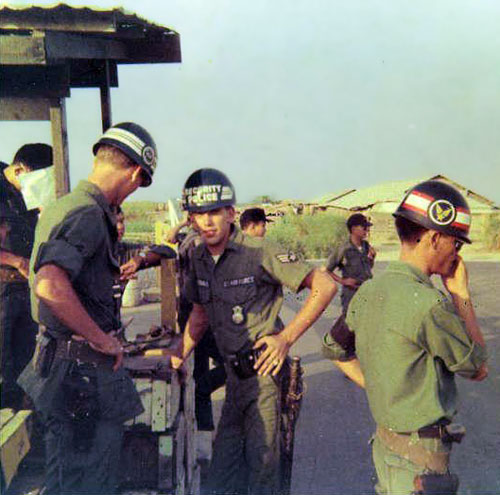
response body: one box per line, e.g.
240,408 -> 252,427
284,261 -> 500,495
9,261 -> 498,495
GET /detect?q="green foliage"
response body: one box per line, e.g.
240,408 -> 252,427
250,195 -> 278,205
122,201 -> 158,220
267,212 -> 346,258
125,220 -> 155,233
482,214 -> 500,250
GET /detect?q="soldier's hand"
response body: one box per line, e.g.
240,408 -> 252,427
15,256 -> 30,279
120,257 -> 142,280
170,354 -> 184,370
471,362 -> 488,381
89,332 -> 124,371
367,246 -> 377,260
442,256 -> 469,299
253,334 -> 290,376
343,277 -> 361,290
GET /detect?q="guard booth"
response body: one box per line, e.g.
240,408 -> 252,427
0,5 -> 199,494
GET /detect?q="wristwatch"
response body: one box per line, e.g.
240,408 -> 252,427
138,250 -> 148,268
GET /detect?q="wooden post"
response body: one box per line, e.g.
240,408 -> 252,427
160,258 -> 178,332
49,97 -> 70,197
100,60 -> 112,132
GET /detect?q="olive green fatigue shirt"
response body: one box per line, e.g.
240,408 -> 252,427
21,180 -> 142,422
347,261 -> 487,432
326,239 -> 373,311
185,227 -> 313,357
30,180 -> 121,339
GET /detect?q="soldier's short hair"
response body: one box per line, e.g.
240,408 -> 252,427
95,144 -> 135,170
395,216 -> 428,243
12,143 -> 52,171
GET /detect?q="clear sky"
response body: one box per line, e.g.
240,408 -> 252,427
2,0 -> 500,204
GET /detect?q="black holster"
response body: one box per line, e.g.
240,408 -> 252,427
329,314 -> 356,359
33,331 -> 56,378
228,347 -> 265,379
62,363 -> 101,452
413,473 -> 459,495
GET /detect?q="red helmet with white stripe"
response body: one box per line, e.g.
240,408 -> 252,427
93,122 -> 157,187
393,180 -> 472,243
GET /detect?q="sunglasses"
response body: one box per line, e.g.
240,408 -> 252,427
454,239 -> 464,252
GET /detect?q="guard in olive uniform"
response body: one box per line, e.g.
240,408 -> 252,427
18,122 -> 157,494
325,213 -> 375,313
0,144 -> 53,409
321,213 -> 374,385
172,168 -> 337,495
346,180 -> 488,495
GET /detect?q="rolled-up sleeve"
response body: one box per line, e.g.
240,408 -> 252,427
421,300 -> 487,378
184,269 -> 201,304
34,207 -> 104,281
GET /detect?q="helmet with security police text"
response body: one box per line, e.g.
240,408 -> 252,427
182,168 -> 236,213
393,180 -> 472,243
92,122 -> 157,187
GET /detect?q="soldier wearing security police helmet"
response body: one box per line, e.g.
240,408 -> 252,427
172,167 -> 337,494
19,122 -> 157,494
340,180 -> 488,495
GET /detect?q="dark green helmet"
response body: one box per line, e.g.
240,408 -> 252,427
93,122 -> 157,187
393,180 -> 472,243
182,168 -> 236,213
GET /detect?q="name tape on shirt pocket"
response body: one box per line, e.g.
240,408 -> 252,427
223,276 -> 255,288
197,279 -> 209,288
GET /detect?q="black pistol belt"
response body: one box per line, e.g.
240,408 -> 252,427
416,421 -> 451,439
55,339 -> 114,369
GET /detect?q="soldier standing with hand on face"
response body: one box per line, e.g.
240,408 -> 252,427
171,168 -> 337,495
19,122 -> 158,495
345,181 -> 488,495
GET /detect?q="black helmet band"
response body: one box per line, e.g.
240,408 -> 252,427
183,184 -> 235,212
182,168 -> 236,212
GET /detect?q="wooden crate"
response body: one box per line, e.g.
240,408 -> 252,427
0,409 -> 32,489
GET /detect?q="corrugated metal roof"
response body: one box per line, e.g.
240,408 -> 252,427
0,4 -> 176,35
318,175 -> 499,214
0,3 -> 181,95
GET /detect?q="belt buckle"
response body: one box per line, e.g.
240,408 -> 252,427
438,424 -> 446,439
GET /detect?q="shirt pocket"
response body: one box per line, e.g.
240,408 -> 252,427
221,280 -> 257,305
197,279 -> 212,304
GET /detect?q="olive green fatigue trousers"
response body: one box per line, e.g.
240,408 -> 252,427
206,369 -> 282,495
372,434 -> 452,495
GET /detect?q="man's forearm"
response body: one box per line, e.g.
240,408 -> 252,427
281,269 -> 337,346
0,249 -> 26,270
178,304 -> 209,361
451,293 -> 485,348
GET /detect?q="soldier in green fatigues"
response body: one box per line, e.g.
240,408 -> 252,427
345,181 -> 488,495
322,213 -> 375,385
18,123 -> 158,494
171,168 -> 337,495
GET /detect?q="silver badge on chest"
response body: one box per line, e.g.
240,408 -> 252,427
231,305 -> 245,325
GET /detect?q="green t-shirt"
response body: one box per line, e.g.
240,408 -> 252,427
185,227 -> 313,357
347,261 -> 487,431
